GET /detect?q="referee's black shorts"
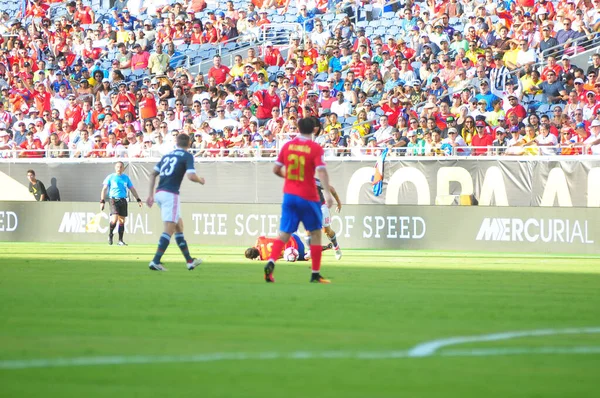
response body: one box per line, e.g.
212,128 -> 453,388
109,198 -> 128,217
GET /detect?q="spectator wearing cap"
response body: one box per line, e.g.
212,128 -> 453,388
139,85 -> 158,120
442,127 -> 469,155
430,23 -> 450,48
488,54 -> 512,97
471,120 -> 494,156
131,44 -> 150,71
11,121 -> 28,146
492,128 -> 509,154
119,8 -> 138,31
582,91 -> 600,120
263,42 -> 284,67
19,130 -> 44,158
112,82 -> 136,121
248,71 -> 269,93
582,120 -> 600,154
0,129 -> 17,158
62,93 -> 83,131
49,70 -> 72,94
474,80 -> 500,112
406,130 -> 425,156
204,129 -> 225,157
224,99 -> 242,121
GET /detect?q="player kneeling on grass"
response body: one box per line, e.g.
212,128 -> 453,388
146,134 -> 205,271
264,116 -> 334,284
245,234 -> 332,262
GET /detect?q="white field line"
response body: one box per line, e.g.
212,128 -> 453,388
1,327 -> 599,370
408,327 -> 600,357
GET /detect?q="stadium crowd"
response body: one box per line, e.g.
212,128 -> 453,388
0,0 -> 600,159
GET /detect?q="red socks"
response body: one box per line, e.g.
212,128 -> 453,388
269,239 -> 286,262
310,245 -> 322,273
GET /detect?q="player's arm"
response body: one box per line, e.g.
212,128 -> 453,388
316,166 -> 334,208
186,153 -> 206,184
187,172 -> 205,184
100,184 -> 108,210
273,163 -> 285,178
330,185 -> 342,213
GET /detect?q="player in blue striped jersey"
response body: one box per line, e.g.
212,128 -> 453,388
146,134 -> 206,271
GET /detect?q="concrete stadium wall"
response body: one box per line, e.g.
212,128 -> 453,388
0,202 -> 598,255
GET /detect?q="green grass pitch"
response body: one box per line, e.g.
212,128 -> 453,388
1,243 -> 599,397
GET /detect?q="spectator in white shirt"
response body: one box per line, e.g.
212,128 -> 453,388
533,124 -> 558,155
330,91 -> 353,118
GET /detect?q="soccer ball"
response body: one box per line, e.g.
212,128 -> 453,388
283,247 -> 299,262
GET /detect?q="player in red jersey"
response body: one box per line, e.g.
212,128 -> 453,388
245,234 -> 332,261
264,117 -> 334,283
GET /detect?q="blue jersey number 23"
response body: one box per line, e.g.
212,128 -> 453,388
159,157 -> 177,176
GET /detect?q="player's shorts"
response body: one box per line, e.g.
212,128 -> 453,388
321,204 -> 331,228
155,190 -> 181,223
280,193 -> 322,234
291,233 -> 307,261
109,198 -> 128,217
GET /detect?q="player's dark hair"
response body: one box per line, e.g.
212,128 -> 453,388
297,118 -> 314,135
245,247 -> 259,259
176,133 -> 191,148
27,169 -> 35,176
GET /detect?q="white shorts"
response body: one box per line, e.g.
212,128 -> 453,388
155,190 -> 181,223
321,204 -> 331,228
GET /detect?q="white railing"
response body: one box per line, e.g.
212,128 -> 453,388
2,144 -> 597,161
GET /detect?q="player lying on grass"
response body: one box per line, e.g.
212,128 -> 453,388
245,234 -> 332,262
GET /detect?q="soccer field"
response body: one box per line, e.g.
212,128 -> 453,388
1,243 -> 599,397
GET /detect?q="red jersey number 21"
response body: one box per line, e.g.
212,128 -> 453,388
286,154 -> 306,181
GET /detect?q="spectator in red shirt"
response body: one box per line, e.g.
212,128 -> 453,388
505,95 -> 527,122
19,131 -> 44,158
207,55 -> 231,85
131,44 -> 150,71
64,94 -> 83,131
253,81 -> 281,125
263,42 -> 284,67
204,129 -> 225,157
471,120 -> 494,155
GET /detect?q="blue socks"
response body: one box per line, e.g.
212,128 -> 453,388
175,233 -> 193,262
152,233 -> 171,264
